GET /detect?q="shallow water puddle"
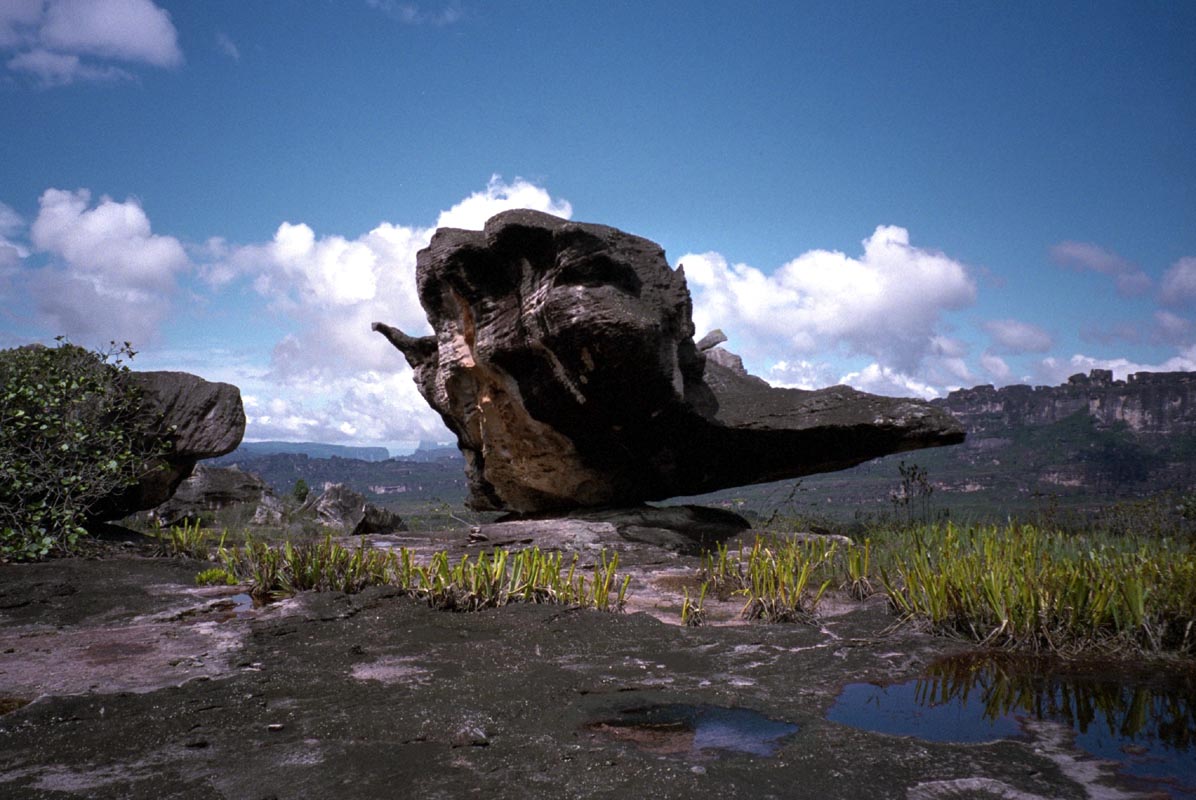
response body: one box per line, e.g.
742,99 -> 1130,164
828,653 -> 1196,797
207,592 -> 260,622
227,593 -> 256,616
588,703 -> 798,758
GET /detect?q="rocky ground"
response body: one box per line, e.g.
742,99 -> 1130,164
0,520 -> 1159,800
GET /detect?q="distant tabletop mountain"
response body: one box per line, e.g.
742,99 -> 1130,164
406,441 -> 463,462
676,368 -> 1196,522
201,370 -> 1196,523
933,369 -> 1196,435
224,441 -> 393,462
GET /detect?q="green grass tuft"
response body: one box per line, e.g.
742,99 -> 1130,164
211,534 -> 629,613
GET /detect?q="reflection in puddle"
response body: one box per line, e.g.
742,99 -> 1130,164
227,593 -> 256,616
200,592 -> 260,623
588,703 -> 798,758
828,654 -> 1196,797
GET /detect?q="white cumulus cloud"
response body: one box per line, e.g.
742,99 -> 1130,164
435,174 -> 573,230
980,353 -> 1012,382
366,1 -> 465,26
3,0 -> 181,86
7,48 -> 130,85
215,31 -> 239,61
682,225 -> 976,376
837,363 -> 940,400
1036,347 -> 1196,384
1153,310 -> 1193,345
0,0 -> 43,48
766,359 -> 835,390
27,188 -> 188,342
0,201 -> 27,255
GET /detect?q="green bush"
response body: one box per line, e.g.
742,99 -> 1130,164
0,338 -> 170,560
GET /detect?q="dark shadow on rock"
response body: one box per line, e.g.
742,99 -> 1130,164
497,504 -> 751,555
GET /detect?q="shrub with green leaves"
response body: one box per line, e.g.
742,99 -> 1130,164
0,338 -> 170,560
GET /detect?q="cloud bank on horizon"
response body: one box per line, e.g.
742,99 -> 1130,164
4,175 -> 1194,448
1,1 -> 1193,449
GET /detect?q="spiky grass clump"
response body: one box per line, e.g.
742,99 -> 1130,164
394,546 -> 629,612
153,519 -> 211,560
681,583 -> 708,627
700,535 -> 838,623
881,523 -> 1196,657
214,534 -> 630,613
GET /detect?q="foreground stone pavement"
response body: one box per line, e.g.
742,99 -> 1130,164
0,532 -> 1149,800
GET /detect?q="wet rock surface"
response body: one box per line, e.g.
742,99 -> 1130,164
0,530 -> 1151,800
374,210 -> 964,513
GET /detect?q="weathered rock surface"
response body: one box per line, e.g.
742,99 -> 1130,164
93,371 -> 246,522
0,541 -> 1158,800
374,209 -> 964,513
149,465 -> 280,527
300,482 -> 407,534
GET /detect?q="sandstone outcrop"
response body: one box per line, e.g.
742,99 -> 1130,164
149,465 -> 281,527
300,482 -> 407,535
374,210 -> 964,513
94,371 -> 245,521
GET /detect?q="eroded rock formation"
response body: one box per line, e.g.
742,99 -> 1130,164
149,465 -> 281,527
94,371 -> 246,521
300,483 -> 407,535
375,210 -> 964,513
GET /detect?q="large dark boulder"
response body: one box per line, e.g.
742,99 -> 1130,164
93,371 -> 245,521
374,210 -> 964,513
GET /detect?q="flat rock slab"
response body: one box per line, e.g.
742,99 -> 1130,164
0,556 -> 260,698
0,543 -> 1147,799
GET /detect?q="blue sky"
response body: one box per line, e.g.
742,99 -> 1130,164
2,0 -> 1194,450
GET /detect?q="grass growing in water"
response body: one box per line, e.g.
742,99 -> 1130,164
698,524 -> 1196,658
880,523 -> 1196,657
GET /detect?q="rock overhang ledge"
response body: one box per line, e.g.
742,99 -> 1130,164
374,209 -> 965,513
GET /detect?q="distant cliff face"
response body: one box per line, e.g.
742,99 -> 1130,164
934,370 -> 1196,435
